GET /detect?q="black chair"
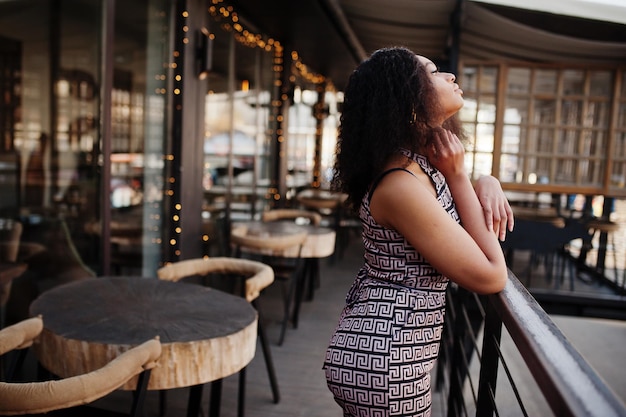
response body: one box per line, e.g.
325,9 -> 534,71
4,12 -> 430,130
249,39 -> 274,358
501,218 -> 591,290
157,257 -> 280,416
230,225 -> 308,346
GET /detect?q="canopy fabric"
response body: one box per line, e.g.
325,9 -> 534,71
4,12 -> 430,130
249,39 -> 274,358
229,0 -> 626,90
472,0 -> 626,26
461,1 -> 626,65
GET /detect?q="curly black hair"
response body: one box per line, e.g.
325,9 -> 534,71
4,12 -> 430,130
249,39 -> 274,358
331,46 -> 463,210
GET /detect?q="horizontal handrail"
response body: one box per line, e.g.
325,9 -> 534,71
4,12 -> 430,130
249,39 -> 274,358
487,270 -> 626,417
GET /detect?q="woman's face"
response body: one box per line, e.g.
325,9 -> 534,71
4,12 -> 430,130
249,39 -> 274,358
416,55 -> 464,125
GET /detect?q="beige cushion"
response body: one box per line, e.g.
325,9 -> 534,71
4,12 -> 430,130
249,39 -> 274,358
157,257 -> 274,302
0,316 -> 43,354
0,317 -> 162,415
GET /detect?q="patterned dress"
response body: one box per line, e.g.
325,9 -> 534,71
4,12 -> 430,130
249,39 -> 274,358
323,150 -> 460,417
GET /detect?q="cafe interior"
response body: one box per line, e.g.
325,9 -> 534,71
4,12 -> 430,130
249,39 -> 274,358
0,0 -> 625,416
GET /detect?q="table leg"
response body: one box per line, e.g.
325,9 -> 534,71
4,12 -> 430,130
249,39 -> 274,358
253,300 -> 280,403
238,367 -> 246,417
130,369 -> 151,417
304,258 -> 320,301
187,384 -> 203,417
159,390 -> 167,417
209,379 -> 223,417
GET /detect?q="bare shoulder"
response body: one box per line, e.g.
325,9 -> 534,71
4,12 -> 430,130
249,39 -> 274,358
370,164 -> 438,229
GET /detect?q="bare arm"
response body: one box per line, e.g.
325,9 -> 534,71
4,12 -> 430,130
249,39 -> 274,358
370,130 -> 508,294
474,175 -> 515,241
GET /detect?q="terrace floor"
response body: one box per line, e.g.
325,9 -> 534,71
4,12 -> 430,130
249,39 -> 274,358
11,223 -> 626,417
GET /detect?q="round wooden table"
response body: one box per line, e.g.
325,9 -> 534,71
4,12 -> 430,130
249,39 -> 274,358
231,220 -> 336,343
232,221 -> 336,259
29,276 -> 257,392
296,189 -> 348,212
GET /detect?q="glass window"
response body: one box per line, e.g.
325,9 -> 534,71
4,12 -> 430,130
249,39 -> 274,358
473,152 -> 493,179
204,14 -> 279,220
320,90 -> 341,189
533,100 -> 556,124
0,0 -> 172,280
557,129 -> 579,155
507,67 -> 530,94
533,127 -> 555,154
463,123 -> 476,153
479,67 -> 498,94
589,70 -> 612,96
462,63 -> 620,193
563,69 -> 585,95
619,102 -> 626,127
476,123 -> 494,152
460,65 -> 498,179
461,67 -> 478,93
504,97 -> 528,124
459,98 -> 477,123
534,69 -> 557,94
288,87 -> 318,190
586,100 -> 610,127
0,0 -> 103,272
477,96 -> 496,124
502,125 -> 521,153
561,100 -> 583,126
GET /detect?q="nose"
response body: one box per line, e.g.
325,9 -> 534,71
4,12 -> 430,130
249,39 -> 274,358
449,73 -> 456,82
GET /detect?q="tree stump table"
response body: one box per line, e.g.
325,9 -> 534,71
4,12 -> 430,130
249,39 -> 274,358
231,220 -> 336,344
29,276 -> 257,416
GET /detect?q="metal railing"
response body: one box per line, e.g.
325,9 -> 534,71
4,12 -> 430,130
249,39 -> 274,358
436,269 -> 626,417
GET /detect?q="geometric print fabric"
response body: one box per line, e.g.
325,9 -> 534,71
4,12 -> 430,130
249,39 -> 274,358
324,151 -> 459,416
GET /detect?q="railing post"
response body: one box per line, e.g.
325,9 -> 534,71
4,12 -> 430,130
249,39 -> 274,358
446,288 -> 470,417
476,296 -> 503,416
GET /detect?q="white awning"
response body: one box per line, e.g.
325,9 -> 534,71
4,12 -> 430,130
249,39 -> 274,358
461,1 -> 626,65
472,0 -> 626,25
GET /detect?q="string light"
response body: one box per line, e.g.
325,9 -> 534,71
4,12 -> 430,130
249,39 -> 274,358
163,0 -> 332,256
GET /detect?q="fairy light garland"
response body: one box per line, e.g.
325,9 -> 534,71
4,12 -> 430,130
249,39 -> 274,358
168,1 -> 334,257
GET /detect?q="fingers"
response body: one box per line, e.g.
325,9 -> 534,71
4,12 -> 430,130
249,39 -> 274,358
430,129 -> 462,160
486,204 -> 506,241
481,196 -> 514,241
483,205 -> 494,232
474,175 -> 515,241
494,199 -> 514,241
505,201 -> 514,232
505,200 -> 515,232
494,203 -> 505,240
429,130 -> 466,179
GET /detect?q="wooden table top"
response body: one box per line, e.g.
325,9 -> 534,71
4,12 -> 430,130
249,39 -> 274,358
296,189 -> 348,210
232,220 -> 336,258
29,276 -> 257,390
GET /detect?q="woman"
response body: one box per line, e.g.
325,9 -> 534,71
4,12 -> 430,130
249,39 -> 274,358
323,47 -> 512,416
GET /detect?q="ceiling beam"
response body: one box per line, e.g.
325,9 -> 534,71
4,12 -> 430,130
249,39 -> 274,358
318,0 -> 368,63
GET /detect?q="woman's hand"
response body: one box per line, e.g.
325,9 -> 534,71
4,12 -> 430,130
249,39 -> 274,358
427,129 -> 466,179
474,175 -> 514,241
427,129 -> 514,240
